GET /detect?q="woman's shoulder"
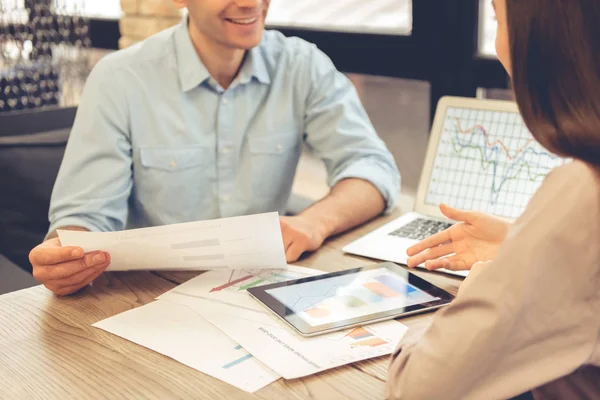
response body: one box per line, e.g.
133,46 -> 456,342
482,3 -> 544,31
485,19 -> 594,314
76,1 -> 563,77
526,161 -> 600,218
547,160 -> 600,185
505,161 -> 600,255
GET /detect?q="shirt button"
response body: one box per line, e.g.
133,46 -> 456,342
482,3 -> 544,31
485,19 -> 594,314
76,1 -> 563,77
169,160 -> 177,168
275,144 -> 284,153
221,146 -> 232,154
221,195 -> 231,203
222,98 -> 228,105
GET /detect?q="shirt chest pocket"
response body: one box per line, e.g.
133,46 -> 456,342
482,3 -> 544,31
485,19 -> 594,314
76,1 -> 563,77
249,133 -> 301,202
140,147 -> 213,171
136,146 -> 216,215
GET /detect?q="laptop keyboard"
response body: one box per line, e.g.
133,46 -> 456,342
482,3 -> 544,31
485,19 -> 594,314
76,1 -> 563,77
388,218 -> 453,241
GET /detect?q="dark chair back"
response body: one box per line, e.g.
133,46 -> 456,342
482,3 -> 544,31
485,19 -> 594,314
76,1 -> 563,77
0,107 -> 76,272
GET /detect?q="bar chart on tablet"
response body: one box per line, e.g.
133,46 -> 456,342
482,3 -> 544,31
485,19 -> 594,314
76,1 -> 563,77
425,107 -> 568,220
265,267 -> 439,326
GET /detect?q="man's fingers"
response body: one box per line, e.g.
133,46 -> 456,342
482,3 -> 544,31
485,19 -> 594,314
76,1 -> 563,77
34,252 -> 109,282
285,242 -> 305,263
406,229 -> 452,258
282,234 -> 293,252
45,259 -> 108,289
30,244 -> 84,266
406,243 -> 454,268
45,267 -> 96,294
51,265 -> 107,296
280,220 -> 294,251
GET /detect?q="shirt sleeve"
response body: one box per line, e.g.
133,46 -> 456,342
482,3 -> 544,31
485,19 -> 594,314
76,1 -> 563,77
48,57 -> 133,236
386,163 -> 600,399
300,45 -> 400,212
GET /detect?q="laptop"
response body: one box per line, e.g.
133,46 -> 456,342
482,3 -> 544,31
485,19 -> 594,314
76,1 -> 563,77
343,96 -> 567,277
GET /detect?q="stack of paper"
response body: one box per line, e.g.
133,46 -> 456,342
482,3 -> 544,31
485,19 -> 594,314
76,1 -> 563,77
157,268 -> 408,380
75,213 -> 408,393
93,300 -> 279,393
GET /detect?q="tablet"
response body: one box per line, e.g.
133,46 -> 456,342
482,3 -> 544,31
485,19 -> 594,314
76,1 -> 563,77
247,262 -> 455,337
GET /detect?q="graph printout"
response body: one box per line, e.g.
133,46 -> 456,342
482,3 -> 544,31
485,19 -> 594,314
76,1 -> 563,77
159,267 -> 408,379
160,265 -> 323,313
194,304 -> 408,379
93,301 -> 279,393
425,107 -> 567,220
58,212 -> 286,271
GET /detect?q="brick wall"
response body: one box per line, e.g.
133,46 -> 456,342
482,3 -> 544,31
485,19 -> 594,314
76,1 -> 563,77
119,0 -> 183,49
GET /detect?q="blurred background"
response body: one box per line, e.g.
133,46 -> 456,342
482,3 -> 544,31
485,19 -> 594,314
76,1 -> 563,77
0,0 -> 510,293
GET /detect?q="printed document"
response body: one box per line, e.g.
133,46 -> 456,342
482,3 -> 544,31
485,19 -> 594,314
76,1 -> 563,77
58,212 -> 286,271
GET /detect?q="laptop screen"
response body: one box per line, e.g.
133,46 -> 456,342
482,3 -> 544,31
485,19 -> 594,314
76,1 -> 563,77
424,106 -> 567,220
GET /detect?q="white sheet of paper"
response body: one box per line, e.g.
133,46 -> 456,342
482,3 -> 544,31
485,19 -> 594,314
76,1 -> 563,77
159,267 -> 409,379
158,265 -> 324,310
58,212 -> 286,271
93,300 -> 280,393
204,307 -> 407,379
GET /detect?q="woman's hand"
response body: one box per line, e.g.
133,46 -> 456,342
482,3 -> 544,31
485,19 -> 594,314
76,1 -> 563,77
406,204 -> 511,271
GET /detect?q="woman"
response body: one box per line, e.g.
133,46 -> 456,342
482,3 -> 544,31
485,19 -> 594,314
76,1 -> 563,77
386,0 -> 600,399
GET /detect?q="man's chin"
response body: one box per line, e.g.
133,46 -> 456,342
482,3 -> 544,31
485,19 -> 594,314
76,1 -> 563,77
233,36 -> 264,50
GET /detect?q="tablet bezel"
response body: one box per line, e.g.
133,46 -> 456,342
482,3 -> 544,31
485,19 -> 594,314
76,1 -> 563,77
247,262 -> 455,337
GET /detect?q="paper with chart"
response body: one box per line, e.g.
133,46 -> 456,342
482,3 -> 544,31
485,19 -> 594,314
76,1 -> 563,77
58,212 -> 286,271
159,265 -> 323,312
92,301 -> 279,393
199,307 -> 407,379
425,107 -> 567,220
159,267 -> 408,379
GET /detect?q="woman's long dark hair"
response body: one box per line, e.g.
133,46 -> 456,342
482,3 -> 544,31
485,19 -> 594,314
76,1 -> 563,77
507,0 -> 600,166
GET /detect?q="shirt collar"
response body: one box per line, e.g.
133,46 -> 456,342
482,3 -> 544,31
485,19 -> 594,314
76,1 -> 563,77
174,20 -> 211,92
237,45 -> 271,86
174,19 -> 271,92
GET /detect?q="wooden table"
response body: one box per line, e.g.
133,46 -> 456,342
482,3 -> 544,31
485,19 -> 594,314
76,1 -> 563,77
0,210 -> 463,399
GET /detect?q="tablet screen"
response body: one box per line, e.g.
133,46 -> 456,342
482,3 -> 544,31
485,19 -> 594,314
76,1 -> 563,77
248,263 -> 455,336
265,266 -> 440,327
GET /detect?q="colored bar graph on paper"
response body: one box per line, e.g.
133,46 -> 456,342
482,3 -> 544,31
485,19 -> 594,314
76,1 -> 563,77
346,327 -> 374,340
210,275 -> 254,292
351,337 -> 388,348
363,282 -> 400,298
222,354 -> 254,369
346,326 -> 388,347
271,272 -> 296,280
238,279 -> 265,291
374,275 -> 415,294
222,345 -> 254,369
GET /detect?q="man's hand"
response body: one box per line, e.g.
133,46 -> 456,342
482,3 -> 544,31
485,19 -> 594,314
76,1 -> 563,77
406,204 -> 511,271
280,215 -> 328,262
279,179 -> 386,262
29,237 -> 111,296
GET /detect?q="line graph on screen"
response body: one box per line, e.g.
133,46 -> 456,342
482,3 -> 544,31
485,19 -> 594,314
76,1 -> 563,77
426,107 -> 567,219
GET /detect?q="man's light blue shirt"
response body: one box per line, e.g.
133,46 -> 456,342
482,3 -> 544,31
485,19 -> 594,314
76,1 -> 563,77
49,21 -> 400,234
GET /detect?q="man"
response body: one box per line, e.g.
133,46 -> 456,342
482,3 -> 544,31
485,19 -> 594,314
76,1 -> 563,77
29,0 -> 400,296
